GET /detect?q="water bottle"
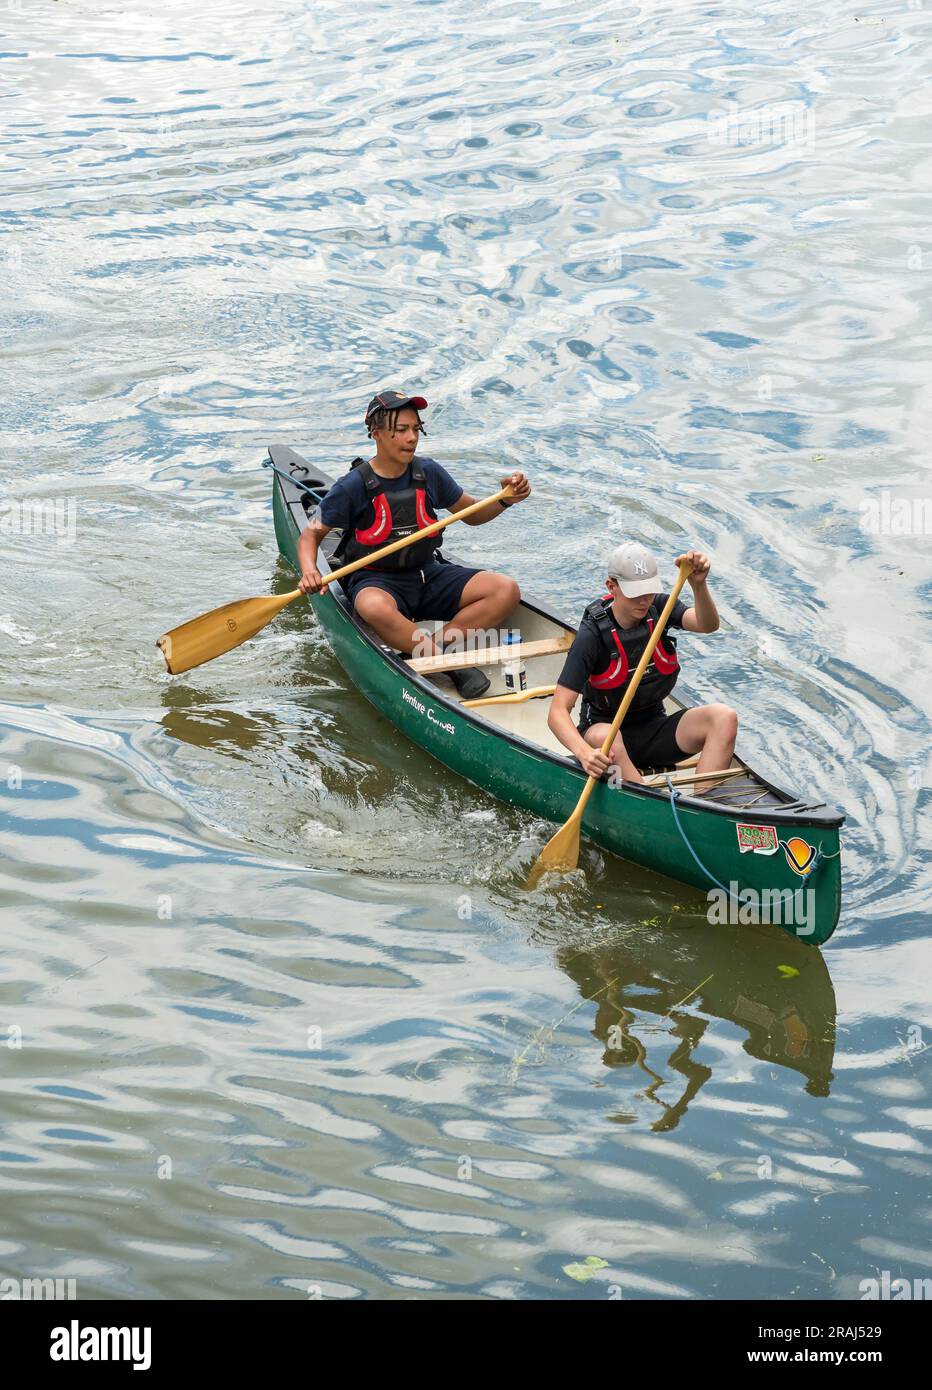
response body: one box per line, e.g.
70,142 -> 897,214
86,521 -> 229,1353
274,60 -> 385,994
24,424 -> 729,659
502,631 -> 527,693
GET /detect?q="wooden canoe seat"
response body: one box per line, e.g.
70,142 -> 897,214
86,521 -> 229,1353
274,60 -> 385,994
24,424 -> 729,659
407,632 -> 573,675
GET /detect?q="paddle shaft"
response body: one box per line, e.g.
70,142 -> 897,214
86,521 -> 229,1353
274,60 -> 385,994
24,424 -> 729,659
527,558 -> 694,883
292,484 -> 515,600
156,482 -> 517,676
573,559 -> 694,821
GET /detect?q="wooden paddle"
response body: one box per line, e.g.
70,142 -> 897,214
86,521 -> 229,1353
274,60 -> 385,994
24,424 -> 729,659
462,684 -> 557,708
528,558 -> 693,883
157,483 -> 515,675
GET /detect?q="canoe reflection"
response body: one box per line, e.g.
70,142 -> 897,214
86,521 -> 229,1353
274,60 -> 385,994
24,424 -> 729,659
556,922 -> 836,1131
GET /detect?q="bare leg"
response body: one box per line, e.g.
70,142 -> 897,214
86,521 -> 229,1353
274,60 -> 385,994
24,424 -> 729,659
352,588 -> 431,655
354,573 -> 520,658
583,722 -> 643,784
674,704 -> 738,791
440,572 -> 520,649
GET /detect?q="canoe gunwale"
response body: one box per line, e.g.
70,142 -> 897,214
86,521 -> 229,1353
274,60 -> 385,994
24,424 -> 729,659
269,445 -> 845,834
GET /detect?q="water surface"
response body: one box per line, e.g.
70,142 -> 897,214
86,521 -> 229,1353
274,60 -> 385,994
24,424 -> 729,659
1,0 -> 930,1300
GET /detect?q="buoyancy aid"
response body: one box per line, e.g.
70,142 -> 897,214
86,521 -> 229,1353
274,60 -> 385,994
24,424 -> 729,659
335,458 -> 441,571
582,594 -> 680,719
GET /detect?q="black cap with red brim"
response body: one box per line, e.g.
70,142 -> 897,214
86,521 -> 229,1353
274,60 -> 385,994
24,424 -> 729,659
365,390 -> 428,421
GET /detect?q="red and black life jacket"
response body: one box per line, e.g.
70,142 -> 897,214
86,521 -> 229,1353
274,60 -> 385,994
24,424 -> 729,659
581,594 -> 680,721
335,458 -> 441,571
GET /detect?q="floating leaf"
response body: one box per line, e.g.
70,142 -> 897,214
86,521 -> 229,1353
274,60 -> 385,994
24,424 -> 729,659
563,1256 -> 609,1282
707,1170 -> 723,1180
777,965 -> 799,978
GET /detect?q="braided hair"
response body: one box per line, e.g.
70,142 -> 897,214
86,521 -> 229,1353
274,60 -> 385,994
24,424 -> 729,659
366,406 -> 426,439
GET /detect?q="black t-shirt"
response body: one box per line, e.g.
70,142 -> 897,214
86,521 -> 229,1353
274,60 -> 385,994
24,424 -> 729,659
318,456 -> 462,531
558,594 -> 689,722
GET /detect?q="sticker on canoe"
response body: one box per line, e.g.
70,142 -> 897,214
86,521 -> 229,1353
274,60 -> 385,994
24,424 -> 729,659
736,823 -> 779,856
782,835 -> 817,877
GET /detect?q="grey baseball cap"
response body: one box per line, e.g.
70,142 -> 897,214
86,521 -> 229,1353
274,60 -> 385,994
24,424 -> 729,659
605,541 -> 660,598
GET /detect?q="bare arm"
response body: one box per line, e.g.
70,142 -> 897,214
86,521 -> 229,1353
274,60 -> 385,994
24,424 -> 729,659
449,471 -> 532,525
297,516 -> 333,594
548,686 -> 617,779
681,584 -> 718,633
676,550 -> 719,633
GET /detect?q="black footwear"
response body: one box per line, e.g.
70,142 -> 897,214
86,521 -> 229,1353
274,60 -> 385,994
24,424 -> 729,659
449,666 -> 491,700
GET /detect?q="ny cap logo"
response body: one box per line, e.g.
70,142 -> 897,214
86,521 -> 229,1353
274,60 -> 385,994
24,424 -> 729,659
634,559 -> 648,575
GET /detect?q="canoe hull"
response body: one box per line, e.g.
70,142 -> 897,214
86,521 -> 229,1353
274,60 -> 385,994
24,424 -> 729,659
272,457 -> 843,944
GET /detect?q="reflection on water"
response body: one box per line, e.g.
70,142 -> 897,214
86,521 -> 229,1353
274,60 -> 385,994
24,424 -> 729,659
161,685 -> 277,758
557,923 -> 836,1133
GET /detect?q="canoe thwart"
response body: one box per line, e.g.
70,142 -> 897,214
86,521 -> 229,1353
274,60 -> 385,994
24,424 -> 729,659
407,633 -> 573,675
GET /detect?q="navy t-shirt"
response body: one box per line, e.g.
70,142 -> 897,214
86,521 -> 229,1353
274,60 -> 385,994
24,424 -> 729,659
318,456 -> 463,531
558,594 -> 689,720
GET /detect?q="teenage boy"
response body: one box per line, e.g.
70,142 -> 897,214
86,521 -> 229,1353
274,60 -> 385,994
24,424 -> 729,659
297,389 -> 531,698
548,543 -> 737,785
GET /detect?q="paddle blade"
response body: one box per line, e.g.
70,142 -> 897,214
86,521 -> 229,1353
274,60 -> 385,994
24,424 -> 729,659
527,812 -> 583,888
157,591 -> 296,675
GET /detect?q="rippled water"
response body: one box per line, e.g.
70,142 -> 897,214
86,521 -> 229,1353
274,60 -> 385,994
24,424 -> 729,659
1,0 -> 931,1300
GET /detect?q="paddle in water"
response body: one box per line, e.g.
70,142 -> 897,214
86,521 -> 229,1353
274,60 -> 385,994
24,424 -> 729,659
156,483 -> 515,675
528,558 -> 693,885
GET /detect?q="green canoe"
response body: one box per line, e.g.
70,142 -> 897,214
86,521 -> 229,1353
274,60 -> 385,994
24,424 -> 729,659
269,445 -> 844,945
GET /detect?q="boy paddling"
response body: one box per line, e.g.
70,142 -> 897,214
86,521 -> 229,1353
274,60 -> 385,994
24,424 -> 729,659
548,542 -> 737,787
297,390 -> 531,698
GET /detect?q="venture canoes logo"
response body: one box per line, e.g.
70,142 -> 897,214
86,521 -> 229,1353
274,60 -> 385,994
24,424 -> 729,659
783,836 -> 817,877
401,686 -> 456,735
50,1320 -> 151,1370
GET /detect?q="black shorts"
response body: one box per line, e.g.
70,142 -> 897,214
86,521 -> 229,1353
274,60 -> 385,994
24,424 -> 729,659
344,556 -> 480,623
578,704 -> 688,772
